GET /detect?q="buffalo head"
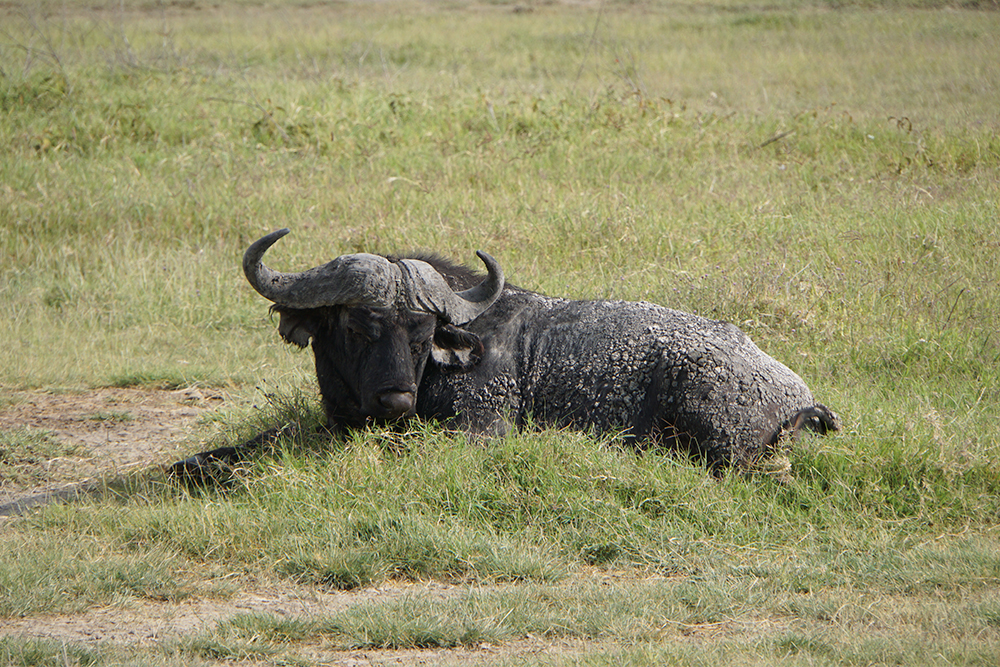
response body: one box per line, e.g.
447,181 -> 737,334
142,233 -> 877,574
243,229 -> 504,428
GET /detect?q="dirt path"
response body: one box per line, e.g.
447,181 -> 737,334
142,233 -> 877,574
0,575 -> 601,664
1,578 -> 467,645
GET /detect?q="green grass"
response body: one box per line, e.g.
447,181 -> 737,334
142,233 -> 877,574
2,0 -> 999,664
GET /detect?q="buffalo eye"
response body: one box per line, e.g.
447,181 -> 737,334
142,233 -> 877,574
346,321 -> 375,343
410,340 -> 429,357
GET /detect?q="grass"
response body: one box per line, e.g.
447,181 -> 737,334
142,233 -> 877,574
1,0 -> 999,664
0,429 -> 90,488
192,577 -> 1000,656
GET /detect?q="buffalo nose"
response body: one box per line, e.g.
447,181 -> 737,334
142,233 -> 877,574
377,390 -> 415,418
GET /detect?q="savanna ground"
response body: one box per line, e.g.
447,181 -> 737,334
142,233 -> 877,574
2,0 -> 999,665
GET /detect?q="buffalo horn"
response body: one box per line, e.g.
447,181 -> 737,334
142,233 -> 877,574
243,229 -> 402,309
398,250 -> 504,325
243,229 -> 504,323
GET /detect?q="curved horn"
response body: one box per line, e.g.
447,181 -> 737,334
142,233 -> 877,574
243,229 -> 402,309
398,250 -> 505,325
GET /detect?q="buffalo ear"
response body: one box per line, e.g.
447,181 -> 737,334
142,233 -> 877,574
274,308 -> 315,348
431,324 -> 484,370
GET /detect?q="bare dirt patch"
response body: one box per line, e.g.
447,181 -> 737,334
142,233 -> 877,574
0,386 -> 224,515
0,579 -> 457,644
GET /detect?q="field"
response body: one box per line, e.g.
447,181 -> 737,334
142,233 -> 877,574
2,0 -> 999,664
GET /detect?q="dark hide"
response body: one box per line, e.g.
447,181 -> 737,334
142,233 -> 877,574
417,288 -> 839,467
170,253 -> 838,477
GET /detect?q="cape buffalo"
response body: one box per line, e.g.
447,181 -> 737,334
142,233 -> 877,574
171,228 -> 838,475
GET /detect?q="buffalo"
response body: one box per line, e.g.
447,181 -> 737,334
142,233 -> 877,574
171,228 -> 838,475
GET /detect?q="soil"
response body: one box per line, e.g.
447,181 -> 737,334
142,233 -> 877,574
0,388 -> 617,664
0,387 -> 222,515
